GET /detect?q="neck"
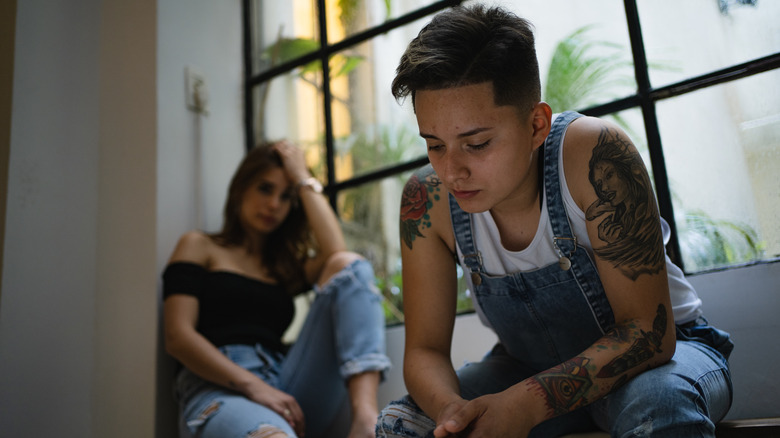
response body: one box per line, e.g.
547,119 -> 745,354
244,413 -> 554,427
243,231 -> 266,255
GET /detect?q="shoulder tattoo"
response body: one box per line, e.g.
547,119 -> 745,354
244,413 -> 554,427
585,127 -> 665,280
400,165 -> 443,249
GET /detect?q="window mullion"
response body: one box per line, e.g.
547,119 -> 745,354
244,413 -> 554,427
315,0 -> 339,212
242,0 -> 255,151
623,0 -> 683,267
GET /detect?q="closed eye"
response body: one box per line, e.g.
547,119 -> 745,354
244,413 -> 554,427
467,140 -> 490,150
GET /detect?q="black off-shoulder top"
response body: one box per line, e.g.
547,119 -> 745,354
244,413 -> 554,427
163,262 -> 295,353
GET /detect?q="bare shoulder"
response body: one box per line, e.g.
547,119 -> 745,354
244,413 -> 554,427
564,116 -> 630,154
399,164 -> 454,252
168,230 -> 215,266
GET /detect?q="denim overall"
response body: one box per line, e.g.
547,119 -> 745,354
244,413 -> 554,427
377,112 -> 733,437
453,110 -> 613,371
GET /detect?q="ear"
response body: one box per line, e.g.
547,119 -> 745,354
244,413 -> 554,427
530,102 -> 553,149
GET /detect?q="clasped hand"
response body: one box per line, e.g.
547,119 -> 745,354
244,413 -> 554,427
245,379 -> 306,437
433,392 -> 534,438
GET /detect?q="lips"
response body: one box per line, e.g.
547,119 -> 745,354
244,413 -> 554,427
258,214 -> 280,227
451,188 -> 479,199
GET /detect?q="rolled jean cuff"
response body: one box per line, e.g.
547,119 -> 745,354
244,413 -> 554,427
341,353 -> 392,380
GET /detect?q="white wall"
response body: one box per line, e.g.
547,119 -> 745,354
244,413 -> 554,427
0,0 -> 245,437
0,0 -> 160,435
1,1 -> 103,435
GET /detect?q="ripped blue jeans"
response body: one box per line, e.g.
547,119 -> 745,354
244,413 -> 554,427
175,259 -> 391,438
377,329 -> 732,437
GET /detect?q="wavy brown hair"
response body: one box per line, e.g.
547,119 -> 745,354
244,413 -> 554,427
211,142 -> 312,294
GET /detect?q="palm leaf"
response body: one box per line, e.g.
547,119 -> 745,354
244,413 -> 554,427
545,25 -> 634,112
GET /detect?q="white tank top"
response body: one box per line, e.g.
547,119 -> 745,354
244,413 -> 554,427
456,115 -> 703,324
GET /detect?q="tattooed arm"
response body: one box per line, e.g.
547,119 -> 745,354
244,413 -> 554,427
398,164 -> 470,428
528,116 -> 676,416
434,117 -> 675,438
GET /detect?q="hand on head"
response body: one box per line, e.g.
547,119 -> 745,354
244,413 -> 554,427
272,140 -> 310,185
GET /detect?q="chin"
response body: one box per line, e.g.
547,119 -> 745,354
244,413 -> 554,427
454,198 -> 491,214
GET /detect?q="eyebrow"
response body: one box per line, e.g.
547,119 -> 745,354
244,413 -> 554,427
420,127 -> 492,140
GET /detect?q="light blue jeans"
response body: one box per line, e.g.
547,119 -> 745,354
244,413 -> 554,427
377,332 -> 732,437
175,259 -> 391,438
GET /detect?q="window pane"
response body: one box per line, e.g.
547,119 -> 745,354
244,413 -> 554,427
328,24 -> 429,181
252,0 -> 320,75
337,175 -> 406,325
497,0 -> 635,112
657,71 -> 780,272
254,69 -> 328,179
326,0 -> 443,43
337,173 -> 471,326
638,0 -> 780,88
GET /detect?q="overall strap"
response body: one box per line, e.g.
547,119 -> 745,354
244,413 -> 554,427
543,111 -> 583,257
543,111 -> 615,331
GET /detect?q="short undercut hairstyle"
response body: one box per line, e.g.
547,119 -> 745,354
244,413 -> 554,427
392,4 -> 541,112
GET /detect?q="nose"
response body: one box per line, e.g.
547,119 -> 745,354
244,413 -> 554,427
439,148 -> 469,184
267,194 -> 283,210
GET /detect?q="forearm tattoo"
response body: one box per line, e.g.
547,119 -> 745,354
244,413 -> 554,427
532,304 -> 668,416
400,165 -> 442,249
531,357 -> 593,416
586,128 -> 665,280
598,304 -> 667,378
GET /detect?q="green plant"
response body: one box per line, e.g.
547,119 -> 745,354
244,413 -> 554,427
544,25 -> 678,139
677,209 -> 765,272
544,25 -> 635,113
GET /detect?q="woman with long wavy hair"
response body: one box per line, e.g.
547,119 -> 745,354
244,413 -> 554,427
163,140 -> 390,438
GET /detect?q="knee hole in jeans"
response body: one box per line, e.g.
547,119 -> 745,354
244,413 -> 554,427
185,400 -> 222,428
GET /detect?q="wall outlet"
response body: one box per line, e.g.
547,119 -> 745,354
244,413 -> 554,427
185,67 -> 208,114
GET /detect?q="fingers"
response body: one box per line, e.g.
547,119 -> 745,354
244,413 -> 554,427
433,399 -> 471,437
436,401 -> 481,437
433,423 -> 456,437
276,401 -> 305,437
272,140 -> 309,183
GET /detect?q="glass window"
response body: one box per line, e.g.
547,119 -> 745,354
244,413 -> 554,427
251,0 -> 320,76
637,0 -> 779,88
246,1 -> 780,324
253,70 -> 328,179
327,0 -> 442,42
508,0 -> 636,112
329,24 -> 429,181
657,70 -> 780,272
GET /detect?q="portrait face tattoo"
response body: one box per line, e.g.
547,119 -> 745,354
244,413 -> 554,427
585,127 -> 665,280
